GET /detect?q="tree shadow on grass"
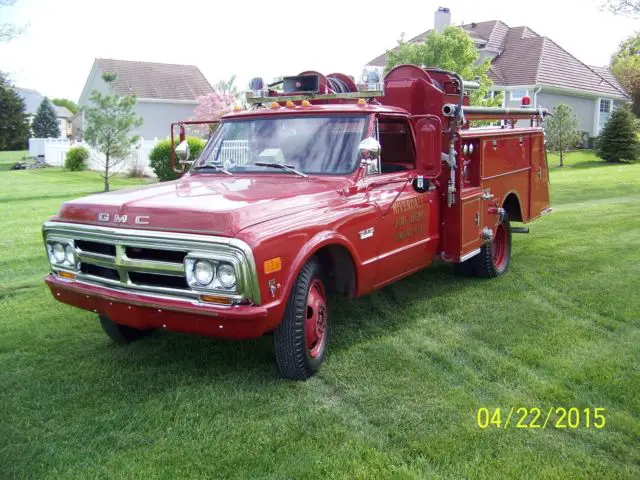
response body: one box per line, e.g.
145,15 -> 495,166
548,159 -> 633,171
83,263 -> 479,385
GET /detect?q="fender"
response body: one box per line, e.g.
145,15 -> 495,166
280,230 -> 364,302
502,189 -> 527,223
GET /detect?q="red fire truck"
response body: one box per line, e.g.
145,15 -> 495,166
43,65 -> 551,379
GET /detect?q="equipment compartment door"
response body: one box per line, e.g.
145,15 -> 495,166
460,193 -> 482,256
529,134 -> 551,218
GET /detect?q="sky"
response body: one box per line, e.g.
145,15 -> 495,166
0,0 -> 637,102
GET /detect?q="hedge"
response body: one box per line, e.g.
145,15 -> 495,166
64,146 -> 89,171
149,137 -> 206,181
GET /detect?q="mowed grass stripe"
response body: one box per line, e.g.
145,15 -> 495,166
0,151 -> 639,478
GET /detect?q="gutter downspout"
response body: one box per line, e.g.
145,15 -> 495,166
533,85 -> 542,127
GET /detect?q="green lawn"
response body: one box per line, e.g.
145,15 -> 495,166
0,150 -> 28,171
1,156 -> 639,479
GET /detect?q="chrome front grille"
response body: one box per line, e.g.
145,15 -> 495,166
76,243 -> 189,289
43,222 -> 261,304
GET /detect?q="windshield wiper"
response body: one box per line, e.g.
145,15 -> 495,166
191,164 -> 233,176
254,162 -> 308,178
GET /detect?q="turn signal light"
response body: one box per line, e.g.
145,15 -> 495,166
58,271 -> 76,279
264,257 -> 282,274
285,100 -> 295,108
301,100 -> 311,107
200,295 -> 233,305
233,105 -> 242,112
271,102 -> 279,109
357,98 -> 366,105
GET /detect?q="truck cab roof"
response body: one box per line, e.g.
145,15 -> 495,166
223,103 -> 410,120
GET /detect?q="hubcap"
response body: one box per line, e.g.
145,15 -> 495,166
492,223 -> 508,270
305,279 -> 327,358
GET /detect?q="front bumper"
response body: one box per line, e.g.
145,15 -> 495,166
46,274 -> 275,339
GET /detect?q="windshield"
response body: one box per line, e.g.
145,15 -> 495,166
193,116 -> 367,175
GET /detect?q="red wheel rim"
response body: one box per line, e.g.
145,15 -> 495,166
492,223 -> 508,270
305,279 -> 327,358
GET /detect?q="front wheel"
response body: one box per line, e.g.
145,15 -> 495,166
273,257 -> 329,380
99,315 -> 150,344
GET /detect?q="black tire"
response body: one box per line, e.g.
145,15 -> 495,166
273,257 -> 329,380
99,315 -> 150,344
453,259 -> 474,276
470,213 -> 512,278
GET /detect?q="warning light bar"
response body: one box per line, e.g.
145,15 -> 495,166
246,83 -> 384,105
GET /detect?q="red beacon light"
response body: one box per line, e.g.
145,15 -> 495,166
521,95 -> 532,107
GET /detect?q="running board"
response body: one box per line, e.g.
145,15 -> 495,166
511,227 -> 530,234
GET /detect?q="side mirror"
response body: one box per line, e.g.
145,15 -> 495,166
175,140 -> 191,165
359,136 -> 381,175
414,115 -> 443,178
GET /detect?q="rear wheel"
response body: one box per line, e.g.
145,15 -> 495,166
99,315 -> 149,344
273,257 -> 329,380
471,214 -> 512,278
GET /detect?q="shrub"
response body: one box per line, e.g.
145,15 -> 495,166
149,137 -> 205,181
128,156 -> 148,178
65,146 -> 89,171
596,106 -> 639,162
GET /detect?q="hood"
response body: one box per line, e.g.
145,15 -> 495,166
54,174 -> 350,236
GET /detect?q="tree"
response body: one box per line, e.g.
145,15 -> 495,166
84,74 -> 143,192
0,71 -> 29,150
52,98 -> 79,115
602,0 -> 640,17
385,26 -> 502,107
32,97 -> 60,138
596,106 -> 639,162
192,90 -> 236,134
610,32 -> 640,116
214,75 -> 240,99
0,0 -> 26,42
545,104 -> 581,167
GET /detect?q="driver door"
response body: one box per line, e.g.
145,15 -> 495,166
367,116 -> 438,287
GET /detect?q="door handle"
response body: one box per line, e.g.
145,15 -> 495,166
537,167 -> 542,179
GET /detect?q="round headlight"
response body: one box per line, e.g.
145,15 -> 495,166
217,263 -> 236,288
52,243 -> 66,263
64,244 -> 75,265
194,260 -> 214,286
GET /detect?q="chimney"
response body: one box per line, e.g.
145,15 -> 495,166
434,7 -> 451,33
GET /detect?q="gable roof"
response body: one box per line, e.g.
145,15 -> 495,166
15,87 -> 44,115
589,65 -> 627,96
14,87 -> 75,117
366,21 -> 629,100
94,58 -> 214,101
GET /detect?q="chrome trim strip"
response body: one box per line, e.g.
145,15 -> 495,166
482,166 -> 531,181
459,248 -> 481,263
540,207 -> 553,216
43,221 -> 261,305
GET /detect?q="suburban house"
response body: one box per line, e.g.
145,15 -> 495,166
365,8 -> 630,143
15,87 -> 74,138
75,58 -> 214,141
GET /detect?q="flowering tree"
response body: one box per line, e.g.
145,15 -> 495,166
192,90 -> 237,135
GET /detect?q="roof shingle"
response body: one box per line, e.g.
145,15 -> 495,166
366,21 -> 629,99
95,58 -> 213,101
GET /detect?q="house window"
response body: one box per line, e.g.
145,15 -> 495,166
598,99 -> 612,132
510,89 -> 529,101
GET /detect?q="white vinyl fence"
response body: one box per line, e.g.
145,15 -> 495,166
29,138 -> 162,177
217,140 -> 250,167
